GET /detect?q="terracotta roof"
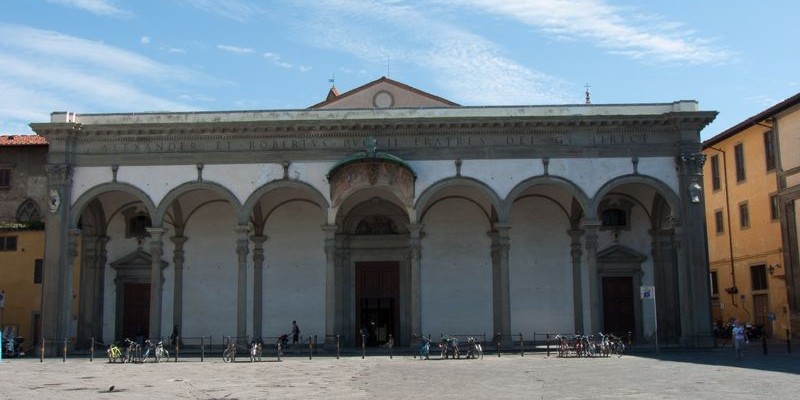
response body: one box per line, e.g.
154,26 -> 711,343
309,76 -> 459,109
704,92 -> 800,147
0,134 -> 49,147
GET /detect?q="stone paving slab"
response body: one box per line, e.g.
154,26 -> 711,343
0,347 -> 797,399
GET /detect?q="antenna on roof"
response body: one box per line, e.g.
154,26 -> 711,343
328,73 -> 336,88
584,83 -> 591,105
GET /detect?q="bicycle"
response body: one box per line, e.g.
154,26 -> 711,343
107,342 -> 123,363
222,339 -> 237,363
150,340 -> 169,362
438,335 -> 460,359
465,337 -> 483,359
250,341 -> 262,362
123,338 -> 139,363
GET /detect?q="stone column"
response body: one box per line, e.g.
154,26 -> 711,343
408,223 -> 423,337
582,222 -> 600,333
170,235 -> 187,339
41,163 -> 74,350
650,228 -> 680,343
250,235 -> 267,339
489,223 -> 511,341
93,236 -> 109,341
146,227 -> 165,339
322,225 -> 338,342
235,225 -> 250,339
568,229 -> 585,334
77,235 -> 98,348
675,150 -> 714,346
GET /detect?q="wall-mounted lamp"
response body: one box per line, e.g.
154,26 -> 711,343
768,263 -> 781,275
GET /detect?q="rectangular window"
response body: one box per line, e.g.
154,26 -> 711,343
710,154 -> 721,191
0,236 -> 18,251
771,195 -> 780,220
0,168 -> 10,188
34,259 -> 43,284
710,271 -> 719,297
739,202 -> 749,228
714,210 -> 725,233
764,130 -> 776,171
734,143 -> 746,182
751,265 -> 768,291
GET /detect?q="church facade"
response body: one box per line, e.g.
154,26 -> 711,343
32,78 -> 717,348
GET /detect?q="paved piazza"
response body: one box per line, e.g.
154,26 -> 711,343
0,347 -> 798,399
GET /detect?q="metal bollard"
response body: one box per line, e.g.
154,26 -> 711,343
336,335 -> 340,360
63,338 -> 67,362
201,336 -> 205,362
40,338 -> 45,362
309,336 -> 313,360
496,333 -> 501,358
520,333 -> 524,357
175,336 -> 180,362
546,333 -> 550,357
388,334 -> 394,359
361,332 -> 367,359
762,336 -> 768,355
90,337 -> 95,362
787,329 -> 792,354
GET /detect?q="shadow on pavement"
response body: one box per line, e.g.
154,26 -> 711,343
630,344 -> 800,374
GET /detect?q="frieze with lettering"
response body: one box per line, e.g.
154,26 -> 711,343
83,132 -> 657,155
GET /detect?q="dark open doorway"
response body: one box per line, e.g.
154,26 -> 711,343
122,283 -> 150,341
602,276 -> 635,339
355,261 -> 399,347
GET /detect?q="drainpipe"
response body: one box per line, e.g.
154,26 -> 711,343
708,146 -> 738,307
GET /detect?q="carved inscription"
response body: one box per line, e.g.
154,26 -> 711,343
89,132 -> 647,154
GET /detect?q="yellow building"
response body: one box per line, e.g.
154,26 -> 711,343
0,134 -> 48,352
703,97 -> 795,338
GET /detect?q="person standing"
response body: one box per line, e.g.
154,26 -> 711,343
731,319 -> 748,360
291,321 -> 300,347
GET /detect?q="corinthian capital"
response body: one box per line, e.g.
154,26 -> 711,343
46,163 -> 74,186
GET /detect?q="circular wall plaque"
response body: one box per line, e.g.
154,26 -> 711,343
373,91 -> 394,108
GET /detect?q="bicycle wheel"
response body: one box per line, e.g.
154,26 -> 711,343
222,348 -> 234,363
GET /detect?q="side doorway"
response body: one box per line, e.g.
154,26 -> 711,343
602,276 -> 636,339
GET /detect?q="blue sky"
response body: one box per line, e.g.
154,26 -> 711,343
2,0 -> 798,140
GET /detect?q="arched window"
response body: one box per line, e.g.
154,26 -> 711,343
16,198 -> 42,223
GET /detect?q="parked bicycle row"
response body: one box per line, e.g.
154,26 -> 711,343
554,333 -> 626,358
106,338 -> 170,363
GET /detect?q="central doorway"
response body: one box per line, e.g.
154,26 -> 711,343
355,261 -> 399,346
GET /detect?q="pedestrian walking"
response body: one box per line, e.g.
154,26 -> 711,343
291,321 -> 300,347
732,319 -> 748,359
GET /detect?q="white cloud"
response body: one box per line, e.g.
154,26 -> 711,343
217,44 -> 254,54
262,52 -> 311,72
0,24 -> 207,132
445,0 -> 732,65
140,36 -> 151,44
166,47 -> 187,54
180,0 -> 266,22
178,94 -> 216,102
45,0 -> 132,18
293,0 -> 568,104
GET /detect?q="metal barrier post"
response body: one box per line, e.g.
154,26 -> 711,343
309,335 -> 313,360
336,335 -> 340,359
361,331 -> 366,359
175,336 -> 180,362
62,338 -> 67,362
90,337 -> 95,362
496,333 -> 501,357
520,333 -> 524,357
200,336 -> 205,362
388,334 -> 394,359
40,338 -> 44,362
787,329 -> 792,353
546,333 -> 550,357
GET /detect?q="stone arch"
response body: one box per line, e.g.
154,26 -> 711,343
241,179 -> 329,225
16,198 -> 43,223
504,175 -> 590,221
590,174 -> 680,222
71,182 -> 157,228
155,180 -> 242,226
415,176 -> 504,224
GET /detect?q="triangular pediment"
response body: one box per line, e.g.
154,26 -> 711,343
596,245 -> 647,263
309,77 -> 459,109
110,248 -> 167,270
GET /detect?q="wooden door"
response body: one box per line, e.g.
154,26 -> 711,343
355,262 -> 399,346
122,283 -> 150,340
602,277 -> 635,339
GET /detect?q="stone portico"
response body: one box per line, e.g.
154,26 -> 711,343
32,77 -> 717,348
